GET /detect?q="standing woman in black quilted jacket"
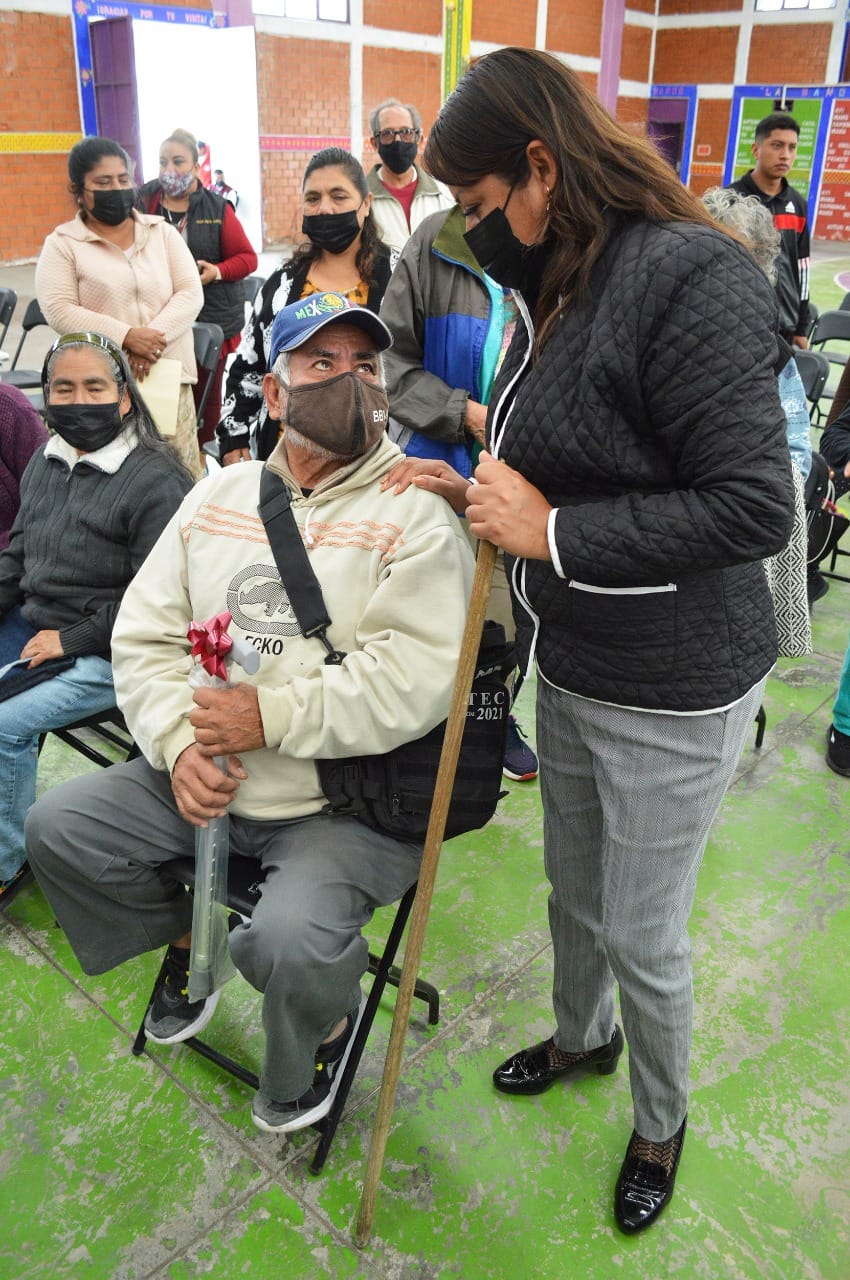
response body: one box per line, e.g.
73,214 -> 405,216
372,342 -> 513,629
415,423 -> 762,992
422,48 -> 795,1235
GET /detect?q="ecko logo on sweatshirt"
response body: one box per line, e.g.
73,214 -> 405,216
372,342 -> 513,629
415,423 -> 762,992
227,564 -> 301,645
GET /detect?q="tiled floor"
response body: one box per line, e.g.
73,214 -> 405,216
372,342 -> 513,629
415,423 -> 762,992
1,254 -> 849,1279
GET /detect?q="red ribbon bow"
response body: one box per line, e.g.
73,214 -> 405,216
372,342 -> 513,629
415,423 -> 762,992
188,611 -> 233,681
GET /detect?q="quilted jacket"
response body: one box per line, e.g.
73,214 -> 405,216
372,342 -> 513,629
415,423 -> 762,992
489,216 -> 795,713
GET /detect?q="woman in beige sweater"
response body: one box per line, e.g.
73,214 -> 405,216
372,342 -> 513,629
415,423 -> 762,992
36,137 -> 205,479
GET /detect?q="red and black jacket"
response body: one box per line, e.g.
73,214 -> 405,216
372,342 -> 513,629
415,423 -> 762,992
729,171 -> 812,341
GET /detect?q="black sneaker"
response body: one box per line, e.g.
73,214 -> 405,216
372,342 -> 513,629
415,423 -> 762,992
0,861 -> 34,910
251,994 -> 365,1134
144,944 -> 221,1045
826,723 -> 850,777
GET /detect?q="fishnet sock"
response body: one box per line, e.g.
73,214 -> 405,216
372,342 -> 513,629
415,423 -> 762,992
545,1036 -> 607,1070
626,1126 -> 684,1177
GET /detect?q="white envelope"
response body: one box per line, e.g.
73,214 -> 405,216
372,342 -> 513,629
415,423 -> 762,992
137,357 -> 182,436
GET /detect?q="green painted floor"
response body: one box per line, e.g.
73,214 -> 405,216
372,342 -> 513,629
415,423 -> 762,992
2,256 -> 850,1279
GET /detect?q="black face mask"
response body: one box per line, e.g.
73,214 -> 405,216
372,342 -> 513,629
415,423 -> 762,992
301,210 -> 362,255
377,140 -> 418,176
45,402 -> 127,452
464,186 -> 549,293
88,188 -> 136,226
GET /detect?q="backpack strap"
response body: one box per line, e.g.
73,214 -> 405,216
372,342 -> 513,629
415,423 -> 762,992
257,467 -> 345,665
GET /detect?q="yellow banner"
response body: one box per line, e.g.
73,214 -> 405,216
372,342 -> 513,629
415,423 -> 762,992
442,0 -> 471,102
0,133 -> 83,155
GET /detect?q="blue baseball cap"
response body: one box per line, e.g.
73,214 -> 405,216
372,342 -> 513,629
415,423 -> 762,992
268,291 -> 393,366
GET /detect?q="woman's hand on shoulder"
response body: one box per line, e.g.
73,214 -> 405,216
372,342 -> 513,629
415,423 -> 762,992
381,457 -> 470,514
467,451 -> 553,560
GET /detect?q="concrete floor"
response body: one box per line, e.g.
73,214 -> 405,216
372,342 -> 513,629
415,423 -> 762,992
0,251 -> 848,1279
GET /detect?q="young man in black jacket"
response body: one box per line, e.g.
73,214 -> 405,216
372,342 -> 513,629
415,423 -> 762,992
729,112 -> 812,348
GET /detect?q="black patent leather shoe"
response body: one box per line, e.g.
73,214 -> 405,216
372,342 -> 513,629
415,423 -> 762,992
492,1025 -> 624,1096
614,1115 -> 686,1234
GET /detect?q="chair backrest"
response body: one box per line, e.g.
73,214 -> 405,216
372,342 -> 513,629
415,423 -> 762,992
839,293 -> 850,313
794,349 -> 831,406
0,287 -> 17,350
193,321 -> 225,375
241,275 -> 265,307
192,321 -> 225,429
810,309 -> 850,350
10,297 -> 48,370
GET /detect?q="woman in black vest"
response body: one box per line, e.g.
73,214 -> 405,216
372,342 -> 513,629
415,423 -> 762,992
215,148 -> 395,465
421,48 -> 795,1236
136,129 -> 258,442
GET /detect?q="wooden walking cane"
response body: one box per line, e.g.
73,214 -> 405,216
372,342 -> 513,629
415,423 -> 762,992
354,537 -> 498,1248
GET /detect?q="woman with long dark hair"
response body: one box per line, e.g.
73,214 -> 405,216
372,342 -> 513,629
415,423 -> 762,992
36,138 -> 205,478
0,332 -> 192,907
216,148 -> 395,464
420,48 -> 794,1234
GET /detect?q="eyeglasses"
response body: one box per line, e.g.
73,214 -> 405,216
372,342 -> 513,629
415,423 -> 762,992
374,128 -> 420,145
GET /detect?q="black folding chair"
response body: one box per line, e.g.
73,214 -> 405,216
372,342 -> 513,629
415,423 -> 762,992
192,321 -> 225,431
1,298 -> 49,391
810,309 -> 850,374
241,275 -> 265,308
39,707 -> 138,768
132,856 -> 439,1174
794,348 -> 831,425
0,286 -> 17,360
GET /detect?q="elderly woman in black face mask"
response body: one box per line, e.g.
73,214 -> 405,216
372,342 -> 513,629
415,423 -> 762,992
216,147 -> 394,466
0,332 -> 193,908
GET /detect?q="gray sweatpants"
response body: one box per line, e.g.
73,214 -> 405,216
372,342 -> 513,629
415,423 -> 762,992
25,757 -> 422,1102
536,676 -> 765,1141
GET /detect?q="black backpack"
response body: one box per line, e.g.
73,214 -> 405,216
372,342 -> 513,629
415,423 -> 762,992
257,468 -> 510,842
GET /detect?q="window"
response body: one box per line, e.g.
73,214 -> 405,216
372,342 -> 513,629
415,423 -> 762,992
251,0 -> 349,19
755,0 -> 835,10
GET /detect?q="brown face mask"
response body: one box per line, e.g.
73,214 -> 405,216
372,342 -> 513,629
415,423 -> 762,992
285,371 -> 390,460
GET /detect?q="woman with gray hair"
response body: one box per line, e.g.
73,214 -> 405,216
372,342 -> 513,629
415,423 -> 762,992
704,186 -> 811,479
704,185 -> 812,651
0,332 -> 192,907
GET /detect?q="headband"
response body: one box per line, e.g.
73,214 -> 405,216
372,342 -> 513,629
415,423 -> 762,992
42,331 -> 130,392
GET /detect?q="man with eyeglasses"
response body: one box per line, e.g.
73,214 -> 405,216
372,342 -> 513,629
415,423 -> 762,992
366,98 -> 453,253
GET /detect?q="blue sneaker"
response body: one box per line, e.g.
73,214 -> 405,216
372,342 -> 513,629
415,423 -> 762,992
503,715 -> 538,781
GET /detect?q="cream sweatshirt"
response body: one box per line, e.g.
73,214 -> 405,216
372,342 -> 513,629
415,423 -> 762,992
35,210 -> 203,383
111,434 -> 474,821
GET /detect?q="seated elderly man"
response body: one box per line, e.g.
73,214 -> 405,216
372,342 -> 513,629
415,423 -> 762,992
26,292 -> 473,1133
